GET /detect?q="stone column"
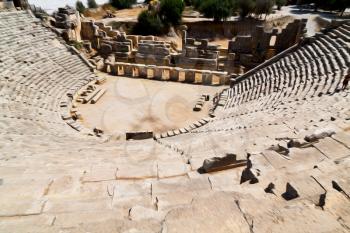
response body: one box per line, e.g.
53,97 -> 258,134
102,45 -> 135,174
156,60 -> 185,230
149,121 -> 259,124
147,65 -> 156,79
124,64 -> 133,77
162,68 -> 171,81
170,68 -> 180,82
202,71 -> 212,85
117,64 -> 124,76
138,64 -> 147,78
179,25 -> 188,52
185,69 -> 195,83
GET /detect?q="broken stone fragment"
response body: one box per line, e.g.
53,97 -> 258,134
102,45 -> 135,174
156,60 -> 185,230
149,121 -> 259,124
199,153 -> 247,173
287,139 -> 312,148
268,144 -> 289,156
304,129 -> 335,142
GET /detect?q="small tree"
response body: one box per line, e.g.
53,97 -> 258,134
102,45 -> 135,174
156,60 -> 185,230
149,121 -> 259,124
192,0 -> 203,9
76,1 -> 86,13
255,0 -> 274,19
320,0 -> 350,15
159,0 -> 185,26
198,0 -> 234,22
133,10 -> 164,35
87,0 -> 98,8
109,0 -> 137,9
275,0 -> 287,10
237,0 -> 255,18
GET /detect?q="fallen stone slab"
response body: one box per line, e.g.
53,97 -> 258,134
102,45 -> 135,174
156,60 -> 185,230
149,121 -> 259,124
287,139 -> 313,148
304,129 -> 335,142
82,88 -> 101,104
199,154 -> 247,173
90,88 -> 106,104
268,144 -> 290,156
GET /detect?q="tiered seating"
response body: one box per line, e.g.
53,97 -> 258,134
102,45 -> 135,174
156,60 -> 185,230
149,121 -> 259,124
155,22 -> 350,232
0,10 -> 95,136
159,23 -> 350,159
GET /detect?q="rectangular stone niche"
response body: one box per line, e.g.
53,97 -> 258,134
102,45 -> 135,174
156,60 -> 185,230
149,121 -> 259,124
126,132 -> 154,140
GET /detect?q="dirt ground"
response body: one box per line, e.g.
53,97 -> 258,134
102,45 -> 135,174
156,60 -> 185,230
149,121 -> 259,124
84,5 -> 145,21
77,72 -> 224,137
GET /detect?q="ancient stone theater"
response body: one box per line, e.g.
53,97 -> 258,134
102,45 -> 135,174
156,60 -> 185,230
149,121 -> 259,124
0,0 -> 349,232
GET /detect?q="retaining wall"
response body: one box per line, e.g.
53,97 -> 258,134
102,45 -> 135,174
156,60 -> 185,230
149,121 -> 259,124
108,62 -> 230,86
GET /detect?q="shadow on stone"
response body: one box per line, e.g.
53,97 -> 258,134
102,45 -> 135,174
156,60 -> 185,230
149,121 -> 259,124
281,183 -> 299,201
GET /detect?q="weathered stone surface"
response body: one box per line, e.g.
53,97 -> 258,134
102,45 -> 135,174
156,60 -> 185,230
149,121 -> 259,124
305,129 -> 336,142
162,192 -> 251,233
314,137 -> 350,159
199,153 -> 247,173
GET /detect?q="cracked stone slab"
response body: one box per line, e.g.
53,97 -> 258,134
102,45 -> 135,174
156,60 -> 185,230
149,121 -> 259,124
82,166 -> 117,183
43,196 -> 112,214
0,214 -> 55,233
157,160 -> 188,178
314,137 -> 350,159
162,192 -> 251,233
112,179 -> 152,204
332,131 -> 350,148
116,162 -> 158,179
129,205 -> 164,221
0,198 -> 47,217
238,197 -> 348,233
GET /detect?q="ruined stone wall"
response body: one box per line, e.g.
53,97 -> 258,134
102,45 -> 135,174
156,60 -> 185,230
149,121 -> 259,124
178,38 -> 219,70
81,20 -> 99,41
274,19 -> 307,52
185,19 -> 262,39
228,19 -> 307,69
135,40 -> 172,66
108,62 -> 229,86
53,6 -> 82,42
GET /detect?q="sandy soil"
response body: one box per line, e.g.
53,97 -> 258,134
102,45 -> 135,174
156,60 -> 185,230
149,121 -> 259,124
77,72 -> 224,137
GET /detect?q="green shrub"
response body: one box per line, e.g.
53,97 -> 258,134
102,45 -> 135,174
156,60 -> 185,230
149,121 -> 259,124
133,10 -> 165,35
75,1 -> 86,13
109,0 -> 136,9
275,0 -> 287,10
198,0 -> 234,21
236,0 -> 255,18
192,0 -> 203,9
159,0 -> 185,26
87,0 -> 98,8
255,0 -> 274,18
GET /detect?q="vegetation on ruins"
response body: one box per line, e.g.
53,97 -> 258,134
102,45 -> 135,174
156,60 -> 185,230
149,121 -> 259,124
75,1 -> 86,13
134,0 -> 184,35
197,0 -> 236,22
236,0 -> 256,18
255,0 -> 274,19
109,0 -> 137,9
159,0 -> 185,26
297,0 -> 350,15
133,10 -> 164,35
87,0 -> 99,8
191,0 -> 277,21
275,0 -> 287,10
